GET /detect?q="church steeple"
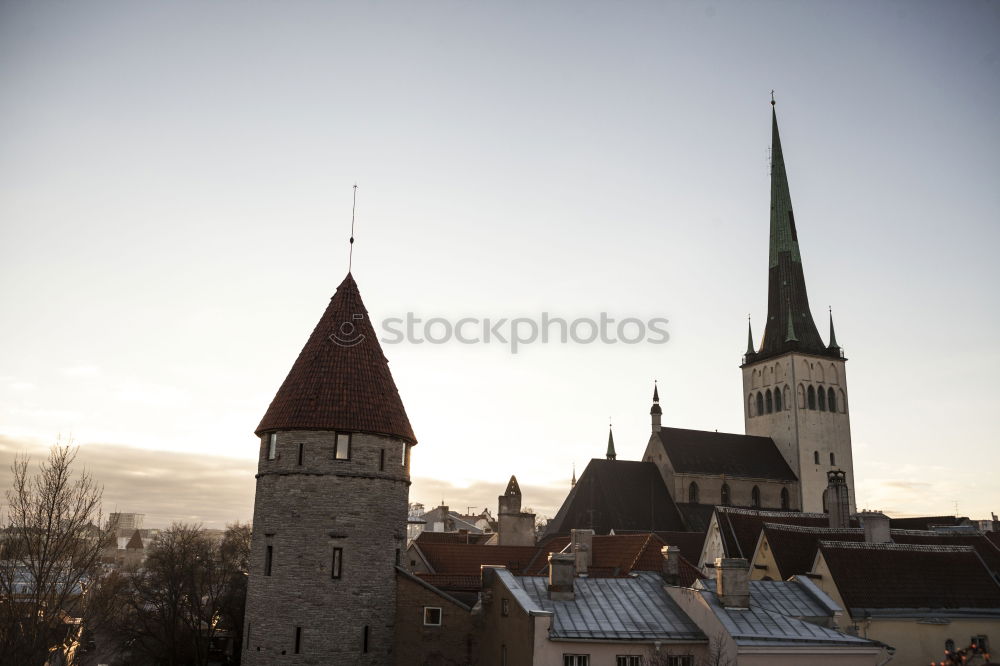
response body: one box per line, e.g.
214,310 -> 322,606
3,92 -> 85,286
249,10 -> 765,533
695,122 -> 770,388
650,382 -> 662,433
754,99 -> 833,362
606,424 -> 617,461
827,308 -> 840,351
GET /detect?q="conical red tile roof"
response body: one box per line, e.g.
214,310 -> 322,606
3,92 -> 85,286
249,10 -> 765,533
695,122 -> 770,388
255,273 -> 416,443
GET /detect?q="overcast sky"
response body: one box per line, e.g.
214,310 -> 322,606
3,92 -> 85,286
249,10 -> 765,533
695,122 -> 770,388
2,1 -> 998,528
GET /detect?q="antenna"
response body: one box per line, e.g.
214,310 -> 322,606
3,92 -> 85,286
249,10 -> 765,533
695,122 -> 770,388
348,184 -> 358,272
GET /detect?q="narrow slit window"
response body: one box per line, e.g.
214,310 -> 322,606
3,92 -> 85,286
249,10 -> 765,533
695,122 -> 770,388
267,433 -> 277,460
331,547 -> 343,579
830,452 -> 836,465
294,626 -> 301,654
380,449 -> 385,471
362,625 -> 369,653
401,444 -> 408,467
335,433 -> 351,460
297,442 -> 304,466
264,545 -> 273,576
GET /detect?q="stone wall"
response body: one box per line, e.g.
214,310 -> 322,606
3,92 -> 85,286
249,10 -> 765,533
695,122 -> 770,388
243,430 -> 410,665
394,570 -> 479,666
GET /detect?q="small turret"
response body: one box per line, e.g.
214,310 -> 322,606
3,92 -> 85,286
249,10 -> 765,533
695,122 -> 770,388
606,424 -> 617,461
650,382 -> 662,433
827,307 -> 840,352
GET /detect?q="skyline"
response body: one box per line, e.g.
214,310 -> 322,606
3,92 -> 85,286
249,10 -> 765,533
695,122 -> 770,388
2,1 -> 998,528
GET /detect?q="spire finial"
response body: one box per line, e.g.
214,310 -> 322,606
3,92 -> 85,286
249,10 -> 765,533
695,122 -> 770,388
348,183 -> 358,272
746,314 -> 755,355
653,380 -> 660,403
771,90 -> 776,106
606,420 -> 617,461
828,306 -> 840,349
571,462 -> 576,487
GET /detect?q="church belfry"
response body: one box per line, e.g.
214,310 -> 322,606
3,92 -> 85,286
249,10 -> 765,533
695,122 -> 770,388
243,272 -> 416,664
742,100 -> 856,515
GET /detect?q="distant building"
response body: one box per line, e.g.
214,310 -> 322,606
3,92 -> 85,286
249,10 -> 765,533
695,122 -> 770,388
107,512 -> 144,535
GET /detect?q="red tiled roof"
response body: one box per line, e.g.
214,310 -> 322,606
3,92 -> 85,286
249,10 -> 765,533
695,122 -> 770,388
417,543 -> 539,575
818,541 -> 1000,611
256,273 -> 416,443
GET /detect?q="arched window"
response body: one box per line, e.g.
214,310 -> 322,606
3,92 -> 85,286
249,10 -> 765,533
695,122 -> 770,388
774,387 -> 783,412
751,486 -> 761,508
748,394 -> 755,417
780,487 -> 790,510
828,387 -> 836,413
822,491 -> 828,513
838,389 -> 846,413
830,452 -> 836,465
814,450 -> 820,465
765,390 -> 773,414
797,384 -> 806,409
818,386 -> 827,411
756,392 -> 764,416
784,385 -> 791,410
807,385 -> 816,410
721,484 -> 731,506
688,481 -> 699,504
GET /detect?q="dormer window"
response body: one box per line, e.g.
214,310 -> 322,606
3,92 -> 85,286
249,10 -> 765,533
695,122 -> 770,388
334,433 -> 351,460
267,433 -> 277,460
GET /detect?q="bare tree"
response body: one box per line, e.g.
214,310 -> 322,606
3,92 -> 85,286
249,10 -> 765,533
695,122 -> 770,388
0,444 -> 114,664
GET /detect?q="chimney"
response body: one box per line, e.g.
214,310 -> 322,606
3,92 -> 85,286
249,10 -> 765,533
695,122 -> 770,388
824,470 -> 851,528
571,529 -> 594,575
715,558 -> 750,608
661,545 -> 680,586
860,511 -> 891,543
547,553 -> 575,601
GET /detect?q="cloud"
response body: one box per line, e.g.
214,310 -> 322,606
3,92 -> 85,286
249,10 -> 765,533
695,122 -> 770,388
0,434 -> 255,529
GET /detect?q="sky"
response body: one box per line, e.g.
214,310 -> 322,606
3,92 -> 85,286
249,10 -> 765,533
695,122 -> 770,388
1,1 -> 998,528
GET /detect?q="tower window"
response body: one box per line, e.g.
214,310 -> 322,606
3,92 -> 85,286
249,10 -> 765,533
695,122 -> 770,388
267,433 -> 277,460
423,607 -> 442,626
334,433 -> 351,460
756,392 -> 764,416
814,451 -> 820,465
297,442 -> 304,466
688,481 -> 699,504
775,387 -> 783,411
362,625 -> 369,654
264,545 -> 273,576
748,394 -> 755,417
765,390 -> 773,414
818,386 -> 827,411
721,484 -> 731,506
294,626 -> 301,654
807,385 -> 816,410
828,387 -> 837,413
751,486 -> 761,508
379,449 -> 385,471
401,444 -> 408,467
830,452 -> 836,465
331,547 -> 343,579
781,487 -> 790,510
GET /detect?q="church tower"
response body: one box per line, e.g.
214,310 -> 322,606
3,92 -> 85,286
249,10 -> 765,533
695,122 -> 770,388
243,272 -> 416,664
741,101 -> 856,515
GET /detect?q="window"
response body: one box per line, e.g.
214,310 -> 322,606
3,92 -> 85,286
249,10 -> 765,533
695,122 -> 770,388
297,442 -> 304,466
362,625 -> 369,653
331,547 -> 343,579
501,598 -> 510,616
775,387 -> 783,411
294,626 -> 301,654
780,487 -> 790,510
971,635 -> 989,652
814,450 -> 820,465
688,481 -> 699,504
945,639 -> 955,653
765,389 -> 773,414
267,433 -> 277,460
501,645 -> 507,666
423,607 -> 442,626
563,656 -> 590,666
401,444 -> 408,467
667,657 -> 694,666
264,545 -> 273,576
828,387 -> 837,413
721,483 -> 731,506
807,385 -> 816,410
335,433 -> 351,460
751,485 -> 761,508
395,548 -> 400,566
756,392 -> 764,416
818,386 -> 827,411
379,449 -> 385,471
830,452 -> 836,465
617,656 -> 642,666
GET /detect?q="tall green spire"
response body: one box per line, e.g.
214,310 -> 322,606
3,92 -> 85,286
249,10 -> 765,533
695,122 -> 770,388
606,424 -> 617,461
753,97 -> 832,361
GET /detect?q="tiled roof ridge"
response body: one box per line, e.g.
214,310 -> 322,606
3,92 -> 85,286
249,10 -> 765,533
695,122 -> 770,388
660,426 -> 773,441
720,506 -> 828,519
818,541 -> 976,553
764,523 -> 861,534
628,533 -> 663,572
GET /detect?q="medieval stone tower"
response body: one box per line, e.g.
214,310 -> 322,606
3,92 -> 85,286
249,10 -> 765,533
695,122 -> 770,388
243,272 -> 416,664
742,102 -> 856,515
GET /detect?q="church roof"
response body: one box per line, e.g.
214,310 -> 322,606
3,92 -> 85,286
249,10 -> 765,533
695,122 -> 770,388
714,507 -> 854,561
256,272 -> 416,443
652,427 -> 798,481
543,459 -> 686,537
751,103 -> 840,364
